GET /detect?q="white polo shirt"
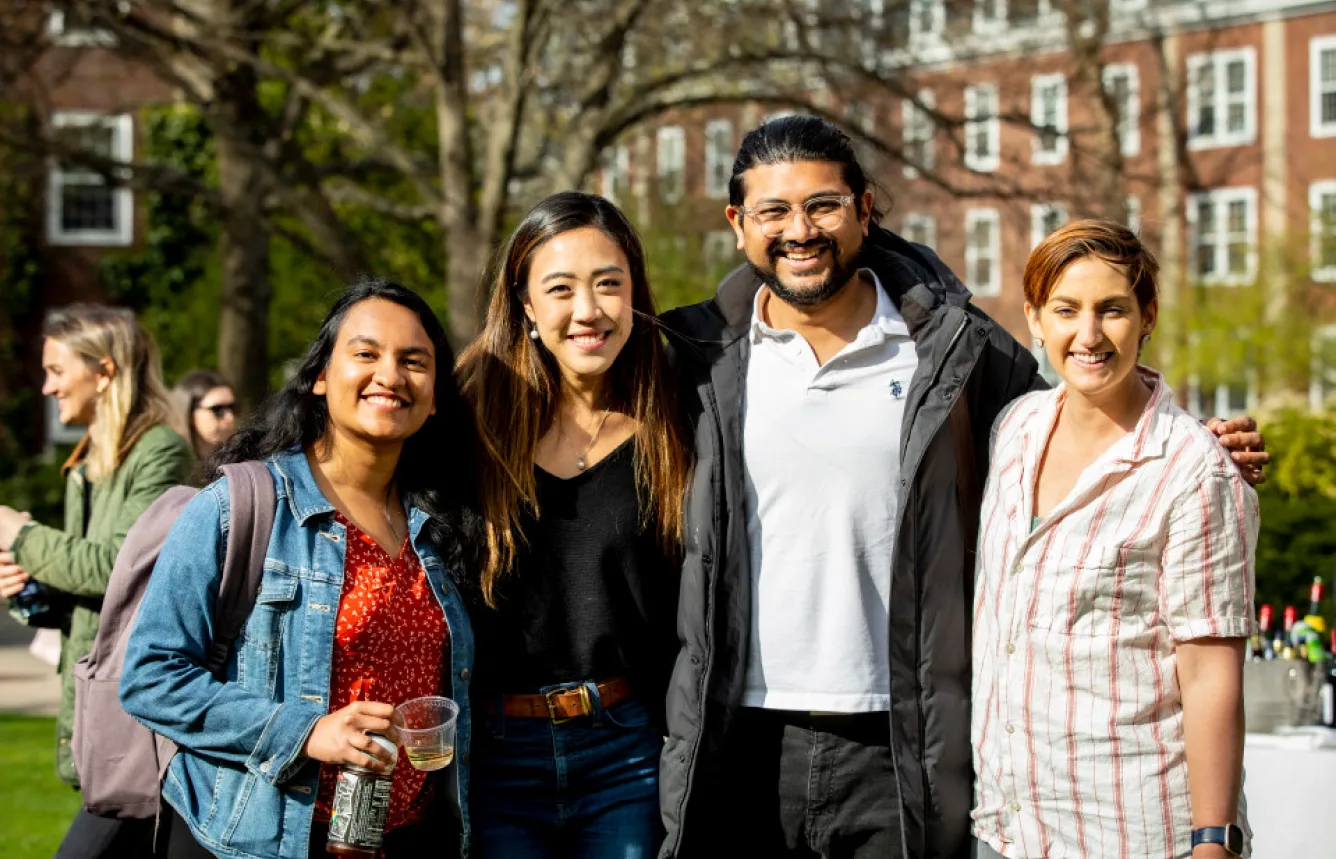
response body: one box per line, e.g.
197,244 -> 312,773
741,271 -> 919,713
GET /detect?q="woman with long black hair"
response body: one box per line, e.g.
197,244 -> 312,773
457,191 -> 693,858
121,279 -> 480,859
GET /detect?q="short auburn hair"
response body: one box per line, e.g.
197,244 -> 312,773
1024,218 -> 1158,311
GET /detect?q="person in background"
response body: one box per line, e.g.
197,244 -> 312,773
120,279 -> 479,859
0,304 -> 191,858
457,191 -> 692,858
171,369 -> 237,465
972,219 -> 1255,859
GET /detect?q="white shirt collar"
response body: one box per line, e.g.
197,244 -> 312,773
751,268 -> 909,344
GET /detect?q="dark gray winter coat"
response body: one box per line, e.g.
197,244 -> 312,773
657,224 -> 1044,859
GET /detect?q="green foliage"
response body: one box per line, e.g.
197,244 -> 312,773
0,454 -> 69,529
1253,405 -> 1336,621
100,105 -> 219,383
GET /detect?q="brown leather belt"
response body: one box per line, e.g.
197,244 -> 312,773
482,677 -> 633,722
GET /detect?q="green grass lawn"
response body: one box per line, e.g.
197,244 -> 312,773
0,715 -> 80,858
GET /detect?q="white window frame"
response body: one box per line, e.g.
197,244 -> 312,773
973,0 -> 1006,34
46,9 -> 116,47
47,111 -> 134,247
1030,202 -> 1068,249
1186,186 -> 1258,286
1031,73 -> 1068,165
656,125 -> 685,205
964,84 -> 1000,173
909,0 -> 944,44
1110,0 -> 1148,12
1186,48 -> 1257,150
1187,378 -> 1257,419
965,208 -> 1002,297
1311,180 -> 1336,282
902,91 -> 935,178
601,144 -> 630,205
1102,63 -> 1141,157
1312,36 -> 1336,139
1311,324 -> 1336,410
903,213 -> 936,248
703,119 -> 733,200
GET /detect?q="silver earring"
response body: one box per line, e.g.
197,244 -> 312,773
1033,338 -> 1044,349
528,327 -> 540,341
1140,334 -> 1151,347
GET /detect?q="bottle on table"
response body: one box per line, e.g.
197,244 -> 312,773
1281,606 -> 1298,661
1322,630 -> 1336,729
1255,604 -> 1275,661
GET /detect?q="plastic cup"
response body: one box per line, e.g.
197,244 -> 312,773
396,696 -> 459,772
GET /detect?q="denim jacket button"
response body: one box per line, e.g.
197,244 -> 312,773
259,760 -> 272,773
460,668 -> 471,681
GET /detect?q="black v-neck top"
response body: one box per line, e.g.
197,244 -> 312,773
471,438 -> 680,703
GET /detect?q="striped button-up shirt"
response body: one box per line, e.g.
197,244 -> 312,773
972,370 -> 1257,859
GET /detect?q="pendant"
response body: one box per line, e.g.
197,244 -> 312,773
577,457 -> 587,470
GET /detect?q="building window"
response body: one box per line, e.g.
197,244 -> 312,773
1313,36 -> 1336,138
965,208 -> 1001,296
1311,181 -> 1336,282
902,92 -> 935,178
657,125 -> 685,205
704,119 -> 733,200
909,0 -> 944,42
903,213 -> 936,248
974,0 -> 1005,33
1102,63 -> 1140,157
964,84 -> 999,172
47,112 -> 134,247
46,8 -> 116,47
1126,195 -> 1142,234
601,145 -> 630,205
1188,380 -> 1255,420
1187,48 -> 1257,149
1030,202 -> 1067,248
1187,187 -> 1257,286
1031,74 -> 1068,165
1312,325 -> 1336,410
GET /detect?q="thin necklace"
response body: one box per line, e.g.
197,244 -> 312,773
560,407 -> 611,470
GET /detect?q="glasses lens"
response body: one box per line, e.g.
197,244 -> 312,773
805,198 -> 846,230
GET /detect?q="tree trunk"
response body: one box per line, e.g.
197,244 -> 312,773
213,59 -> 273,416
445,225 -> 490,349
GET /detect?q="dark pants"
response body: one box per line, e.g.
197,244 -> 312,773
164,803 -> 448,858
53,808 -> 159,859
708,708 -> 902,859
470,685 -> 664,859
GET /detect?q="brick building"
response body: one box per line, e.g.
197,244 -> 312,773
601,0 -> 1336,414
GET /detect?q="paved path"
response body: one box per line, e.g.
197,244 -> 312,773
0,610 -> 60,717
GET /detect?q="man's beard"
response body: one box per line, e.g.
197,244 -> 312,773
748,237 -> 861,309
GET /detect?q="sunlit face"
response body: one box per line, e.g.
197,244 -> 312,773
41,337 -> 108,426
726,160 -> 872,309
192,385 -> 237,454
313,299 -> 437,448
523,226 -> 635,385
1026,258 -> 1157,403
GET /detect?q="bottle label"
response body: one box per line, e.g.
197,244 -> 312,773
327,769 -> 392,849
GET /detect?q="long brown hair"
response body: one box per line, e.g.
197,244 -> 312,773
44,304 -> 176,482
457,191 -> 692,606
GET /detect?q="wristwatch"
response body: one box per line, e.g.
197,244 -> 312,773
1191,824 -> 1244,856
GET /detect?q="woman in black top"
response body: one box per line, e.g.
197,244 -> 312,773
457,191 -> 692,858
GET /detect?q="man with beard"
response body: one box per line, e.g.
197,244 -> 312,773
655,116 -> 1267,859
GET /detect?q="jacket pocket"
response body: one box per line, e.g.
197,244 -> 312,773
236,573 -> 299,692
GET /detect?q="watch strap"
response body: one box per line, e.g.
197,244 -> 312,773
1192,824 -> 1243,855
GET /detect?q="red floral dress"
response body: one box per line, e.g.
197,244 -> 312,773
314,513 -> 449,832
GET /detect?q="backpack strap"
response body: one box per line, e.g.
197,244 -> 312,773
204,461 -> 278,678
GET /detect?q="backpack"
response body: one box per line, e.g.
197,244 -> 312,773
71,461 -> 277,819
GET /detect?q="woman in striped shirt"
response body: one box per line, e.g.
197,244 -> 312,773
972,219 -> 1257,859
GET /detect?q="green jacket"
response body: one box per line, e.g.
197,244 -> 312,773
12,423 -> 191,785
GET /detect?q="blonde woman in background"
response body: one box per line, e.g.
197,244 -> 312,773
0,304 -> 191,858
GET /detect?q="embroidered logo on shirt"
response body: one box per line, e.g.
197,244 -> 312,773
889,379 -> 904,399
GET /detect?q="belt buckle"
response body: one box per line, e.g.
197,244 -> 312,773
545,685 -> 592,724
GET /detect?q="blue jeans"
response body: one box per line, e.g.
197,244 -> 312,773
470,681 -> 664,859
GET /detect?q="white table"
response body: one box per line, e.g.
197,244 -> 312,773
1243,729 -> 1336,856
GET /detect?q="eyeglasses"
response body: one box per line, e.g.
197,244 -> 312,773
196,402 -> 236,419
735,194 -> 855,238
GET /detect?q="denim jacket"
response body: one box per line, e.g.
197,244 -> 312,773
120,450 -> 474,859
